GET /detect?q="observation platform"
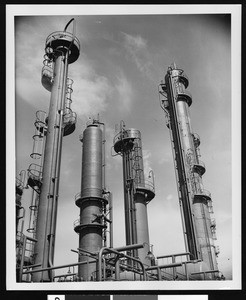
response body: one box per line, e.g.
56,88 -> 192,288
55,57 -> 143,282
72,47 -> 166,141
193,189 -> 211,204
192,133 -> 201,148
113,129 -> 140,153
45,31 -> 80,64
135,180 -> 155,204
176,90 -> 192,107
41,64 -> 53,91
63,112 -> 77,136
74,191 -> 108,207
27,164 -> 43,193
192,160 -> 206,176
73,218 -> 107,234
170,68 -> 189,89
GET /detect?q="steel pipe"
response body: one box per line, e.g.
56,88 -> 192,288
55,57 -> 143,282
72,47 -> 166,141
97,246 -> 146,281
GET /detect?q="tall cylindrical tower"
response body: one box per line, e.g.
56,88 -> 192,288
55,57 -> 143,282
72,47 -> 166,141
113,122 -> 155,266
32,19 -> 80,282
74,119 -> 110,281
158,63 -> 219,278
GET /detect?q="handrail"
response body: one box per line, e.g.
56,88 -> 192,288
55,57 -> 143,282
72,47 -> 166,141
144,179 -> 155,192
192,133 -> 200,143
113,128 -> 140,146
28,163 -> 42,178
46,31 -> 80,47
64,110 -> 77,123
193,159 -> 205,168
98,246 -> 146,281
171,68 -> 189,83
22,260 -> 97,276
73,219 -> 80,228
16,177 -> 24,190
74,188 -> 104,202
157,252 -> 192,259
177,89 -> 192,98
201,189 -> 211,199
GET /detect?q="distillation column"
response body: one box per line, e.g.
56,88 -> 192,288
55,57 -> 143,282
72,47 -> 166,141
32,20 -> 80,282
158,64 -> 219,278
74,119 -> 111,281
113,122 -> 155,266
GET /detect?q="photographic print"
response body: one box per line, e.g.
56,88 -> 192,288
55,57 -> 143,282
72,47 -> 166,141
6,4 -> 241,291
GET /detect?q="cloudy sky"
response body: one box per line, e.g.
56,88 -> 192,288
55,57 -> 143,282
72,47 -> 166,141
9,5 -> 241,285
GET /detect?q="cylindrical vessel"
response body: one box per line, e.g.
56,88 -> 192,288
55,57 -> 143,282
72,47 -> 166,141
75,123 -> 106,281
81,124 -> 103,198
113,126 -> 155,267
160,64 -> 218,277
172,69 -> 217,274
32,27 -> 80,282
134,193 -> 151,265
33,53 -> 67,282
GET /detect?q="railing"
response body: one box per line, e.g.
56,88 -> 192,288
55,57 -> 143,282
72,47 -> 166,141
34,110 -> 47,128
194,189 -> 211,199
207,200 -> 214,214
171,68 -> 189,88
45,31 -> 80,49
195,159 -> 205,169
42,65 -> 53,79
73,218 -> 80,229
16,170 -> 26,190
210,218 -> 216,228
215,246 -> 220,256
74,192 -> 81,202
143,178 -> 155,193
98,244 -> 146,281
64,110 -> 77,124
18,247 -> 220,282
65,77 -> 73,112
113,131 -> 124,145
16,177 -> 24,191
190,269 -> 220,280
192,133 -> 201,147
28,163 -> 42,179
41,55 -> 54,86
75,188 -> 105,203
201,189 -> 211,199
113,129 -> 141,146
192,160 -> 206,175
176,90 -> 192,106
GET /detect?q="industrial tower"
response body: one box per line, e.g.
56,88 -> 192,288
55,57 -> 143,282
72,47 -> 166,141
113,121 -> 155,267
158,63 -> 219,279
74,118 -> 112,281
29,19 -> 80,282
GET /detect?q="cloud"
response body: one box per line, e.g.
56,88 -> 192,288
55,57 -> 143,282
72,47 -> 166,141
166,194 -> 173,201
122,32 -> 147,50
114,72 -> 133,112
68,60 -> 113,119
121,32 -> 153,80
